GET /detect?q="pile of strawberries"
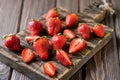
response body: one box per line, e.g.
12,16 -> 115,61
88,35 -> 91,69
3,8 -> 105,77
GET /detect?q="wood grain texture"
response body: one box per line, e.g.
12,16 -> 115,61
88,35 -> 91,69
57,0 -> 79,13
0,0 -> 23,80
11,70 -> 30,80
85,51 -> 105,80
11,0 -> 56,80
79,0 -> 120,80
0,62 -> 10,80
111,0 -> 120,64
102,6 -> 119,79
0,0 -> 23,43
79,0 -> 100,12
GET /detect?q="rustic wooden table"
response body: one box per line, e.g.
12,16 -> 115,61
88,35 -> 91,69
0,0 -> 119,80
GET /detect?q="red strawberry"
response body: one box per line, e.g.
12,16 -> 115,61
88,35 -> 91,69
56,49 -> 72,66
25,35 -> 40,43
45,8 -> 58,20
46,17 -> 61,36
33,37 -> 50,60
77,23 -> 90,40
3,34 -> 21,51
43,62 -> 56,77
21,48 -> 34,63
28,20 -> 42,36
65,13 -> 78,28
63,29 -> 75,40
52,34 -> 66,50
92,24 -> 105,38
69,38 -> 86,53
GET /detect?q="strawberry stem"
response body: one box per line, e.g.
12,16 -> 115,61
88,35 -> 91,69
3,35 -> 9,40
78,23 -> 85,26
76,35 -> 83,39
30,36 -> 48,45
31,18 -> 36,21
70,63 -> 74,68
57,33 -> 62,35
52,50 -> 56,57
52,50 -> 56,54
54,8 -> 59,14
29,37 -> 40,45
69,36 -> 76,41
41,36 -> 48,39
57,33 -> 66,37
38,17 -> 44,22
94,24 -> 103,27
2,34 -> 15,40
76,14 -> 80,17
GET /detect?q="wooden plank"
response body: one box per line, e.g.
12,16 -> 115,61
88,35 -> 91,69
111,0 -> 120,64
85,40 -> 119,80
0,0 -> 23,80
0,6 -> 113,80
11,0 -> 56,80
11,70 -> 30,80
79,0 -> 120,80
0,62 -> 11,80
79,0 -> 92,12
57,0 -> 78,13
101,5 -> 119,79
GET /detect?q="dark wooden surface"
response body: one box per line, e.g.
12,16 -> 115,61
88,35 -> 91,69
0,0 -> 119,80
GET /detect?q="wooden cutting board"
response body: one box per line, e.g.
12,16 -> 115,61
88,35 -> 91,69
0,2 -> 113,80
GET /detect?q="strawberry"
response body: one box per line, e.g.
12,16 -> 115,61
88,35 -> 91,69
63,29 -> 75,40
33,37 -> 50,60
77,23 -> 90,40
21,48 -> 34,63
43,62 -> 56,77
92,24 -> 105,38
69,38 -> 86,54
25,35 -> 40,43
65,13 -> 78,28
56,49 -> 71,66
46,17 -> 61,36
45,8 -> 58,20
28,20 -> 42,36
52,34 -> 66,50
3,34 -> 21,51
